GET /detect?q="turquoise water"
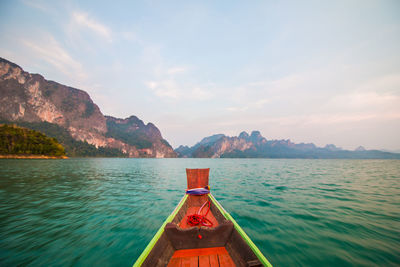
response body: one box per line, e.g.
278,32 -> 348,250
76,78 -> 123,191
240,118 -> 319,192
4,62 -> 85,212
0,159 -> 399,266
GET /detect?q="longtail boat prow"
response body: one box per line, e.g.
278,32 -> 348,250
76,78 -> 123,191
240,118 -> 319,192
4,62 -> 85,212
133,168 -> 272,267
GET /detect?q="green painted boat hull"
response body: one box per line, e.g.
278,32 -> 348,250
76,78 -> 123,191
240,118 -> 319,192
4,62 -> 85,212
209,194 -> 272,267
133,193 -> 272,267
133,194 -> 188,267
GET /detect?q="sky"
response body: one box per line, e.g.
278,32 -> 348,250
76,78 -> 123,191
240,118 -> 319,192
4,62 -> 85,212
0,0 -> 399,150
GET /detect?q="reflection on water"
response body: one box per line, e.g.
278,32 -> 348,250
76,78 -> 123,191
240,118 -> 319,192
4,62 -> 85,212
0,158 -> 399,266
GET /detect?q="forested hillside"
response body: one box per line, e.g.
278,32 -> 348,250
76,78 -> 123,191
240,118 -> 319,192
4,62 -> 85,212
0,124 -> 65,157
0,120 -> 127,157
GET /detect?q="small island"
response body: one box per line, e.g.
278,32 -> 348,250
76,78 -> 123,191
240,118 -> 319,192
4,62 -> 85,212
0,124 -> 67,159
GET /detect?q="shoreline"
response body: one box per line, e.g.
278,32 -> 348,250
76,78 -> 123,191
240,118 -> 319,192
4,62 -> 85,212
0,155 -> 68,159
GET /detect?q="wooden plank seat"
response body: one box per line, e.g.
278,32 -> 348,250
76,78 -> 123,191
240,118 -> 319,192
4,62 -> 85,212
167,247 -> 236,267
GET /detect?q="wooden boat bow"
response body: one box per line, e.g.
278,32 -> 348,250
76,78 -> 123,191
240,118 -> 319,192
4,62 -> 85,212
133,168 -> 272,267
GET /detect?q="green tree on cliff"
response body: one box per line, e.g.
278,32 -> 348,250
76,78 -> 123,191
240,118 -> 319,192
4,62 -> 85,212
0,124 -> 66,157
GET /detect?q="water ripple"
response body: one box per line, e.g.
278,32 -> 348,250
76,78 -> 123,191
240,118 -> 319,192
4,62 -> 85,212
0,158 -> 399,266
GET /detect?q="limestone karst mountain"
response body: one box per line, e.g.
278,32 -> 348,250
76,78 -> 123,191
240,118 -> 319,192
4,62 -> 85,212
175,131 -> 400,159
0,57 -> 176,157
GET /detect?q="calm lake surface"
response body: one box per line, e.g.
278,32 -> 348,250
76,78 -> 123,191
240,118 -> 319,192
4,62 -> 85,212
0,158 -> 399,266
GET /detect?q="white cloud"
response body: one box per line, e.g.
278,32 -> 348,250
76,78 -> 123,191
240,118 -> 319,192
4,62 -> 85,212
254,98 -> 270,108
226,106 -> 248,112
333,92 -> 400,109
228,70 -> 323,107
293,112 -> 395,125
121,31 -> 137,41
326,74 -> 400,112
225,98 -> 269,113
22,34 -> 87,81
145,81 -> 158,90
191,87 -> 213,100
167,67 -> 187,75
144,63 -> 213,101
357,73 -> 400,93
120,31 -> 146,46
147,79 -> 181,99
145,79 -> 213,101
303,113 -> 387,125
70,11 -> 112,42
22,0 -> 52,13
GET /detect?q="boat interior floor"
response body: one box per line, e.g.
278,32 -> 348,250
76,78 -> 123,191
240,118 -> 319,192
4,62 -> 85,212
166,195 -> 237,266
167,247 -> 236,267
137,169 -> 266,267
179,196 -> 219,229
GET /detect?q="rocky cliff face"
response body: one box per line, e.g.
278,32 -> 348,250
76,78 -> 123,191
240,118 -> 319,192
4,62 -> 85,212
0,57 -> 176,158
176,131 -> 263,158
176,131 -> 400,159
105,116 -> 176,157
176,131 -> 333,158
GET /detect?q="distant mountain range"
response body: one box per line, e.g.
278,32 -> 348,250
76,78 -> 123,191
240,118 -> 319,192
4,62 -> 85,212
175,131 -> 400,159
0,57 -> 176,157
1,57 -> 399,159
